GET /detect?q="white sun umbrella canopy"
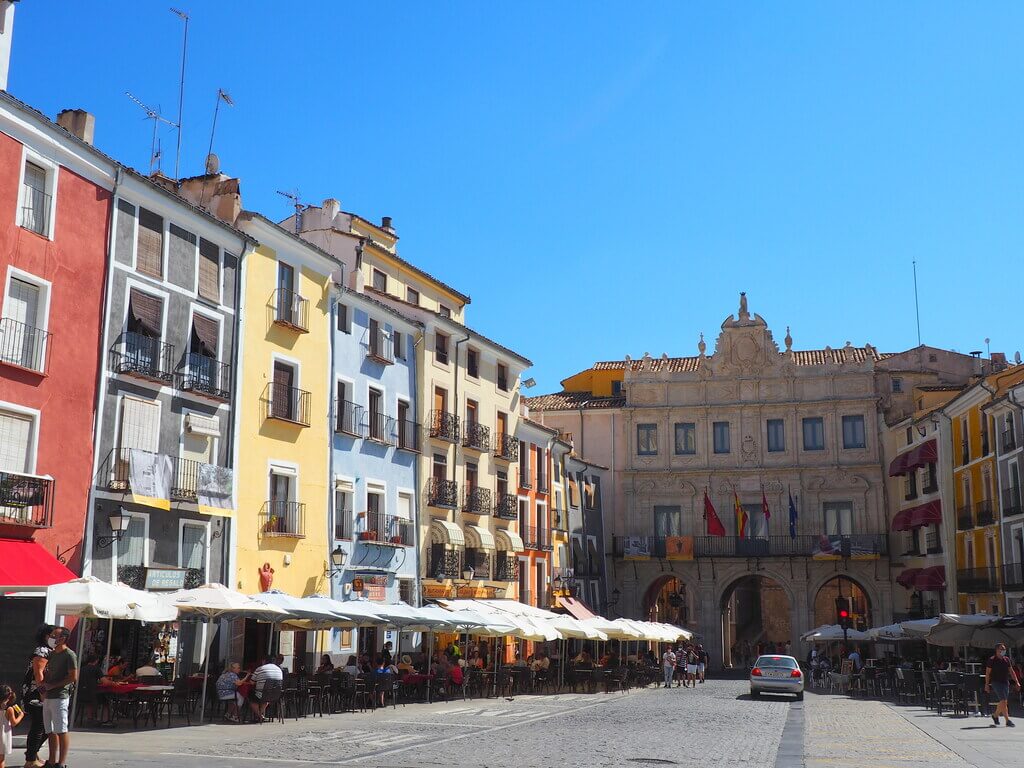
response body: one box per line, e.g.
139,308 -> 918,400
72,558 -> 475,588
580,616 -> 634,640
546,614 -> 607,641
865,623 -> 908,641
925,613 -> 1012,648
801,624 -> 869,642
48,577 -> 177,621
249,589 -> 347,626
900,617 -> 940,637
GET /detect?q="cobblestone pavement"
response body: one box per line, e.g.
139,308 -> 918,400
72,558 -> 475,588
56,680 -> 790,768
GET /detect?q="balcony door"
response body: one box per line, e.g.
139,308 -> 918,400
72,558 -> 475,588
118,397 -> 160,481
496,412 -> 507,443
986,534 -> 997,583
824,502 -> 853,537
432,453 -> 447,483
125,289 -> 164,370
2,277 -> 42,369
189,314 -> 220,390
0,410 -> 33,474
272,361 -> 296,420
368,387 -> 383,441
465,462 -> 478,496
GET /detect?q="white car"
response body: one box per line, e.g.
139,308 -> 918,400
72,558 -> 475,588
749,654 -> 804,700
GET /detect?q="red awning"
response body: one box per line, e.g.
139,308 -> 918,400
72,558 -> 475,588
913,439 -> 938,468
889,439 -> 938,477
560,596 -> 597,621
891,509 -> 912,531
915,565 -> 946,590
892,500 -> 942,531
896,568 -> 921,589
0,539 -> 76,589
888,452 -> 909,477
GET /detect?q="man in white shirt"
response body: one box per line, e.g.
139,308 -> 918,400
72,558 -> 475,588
250,657 -> 284,721
135,664 -> 162,679
662,649 -> 677,689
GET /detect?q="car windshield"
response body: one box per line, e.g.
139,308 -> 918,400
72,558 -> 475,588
755,656 -> 798,669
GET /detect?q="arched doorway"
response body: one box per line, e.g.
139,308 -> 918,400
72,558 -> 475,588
720,575 -> 791,667
813,576 -> 871,630
643,575 -> 692,627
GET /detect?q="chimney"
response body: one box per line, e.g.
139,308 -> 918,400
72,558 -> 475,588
381,215 -> 394,232
991,352 -> 1008,371
322,198 -> 340,222
0,1 -> 14,92
57,109 -> 95,145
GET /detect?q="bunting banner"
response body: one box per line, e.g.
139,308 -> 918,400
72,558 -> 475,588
665,535 -> 694,561
623,536 -> 651,561
811,535 -> 880,561
129,449 -> 172,510
703,490 -> 726,537
197,463 -> 235,518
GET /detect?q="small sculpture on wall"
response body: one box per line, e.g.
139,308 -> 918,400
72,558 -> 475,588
258,562 -> 275,592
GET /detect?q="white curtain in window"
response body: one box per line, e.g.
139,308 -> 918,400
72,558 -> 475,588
823,502 -> 853,536
120,516 -> 146,566
654,506 -> 681,536
120,398 -> 159,453
181,524 -> 206,570
0,411 -> 32,473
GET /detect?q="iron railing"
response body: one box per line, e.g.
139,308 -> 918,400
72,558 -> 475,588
892,605 -> 939,622
335,399 -> 363,436
463,486 -> 492,515
464,549 -> 491,579
462,421 -> 491,452
522,525 -> 540,550
1003,562 -> 1024,591
179,353 -> 231,400
612,534 -> 889,558
495,555 -> 519,581
261,500 -> 306,537
272,287 -> 309,331
264,382 -> 311,426
427,477 -> 459,508
494,493 -> 518,519
1003,428 -> 1017,453
429,549 -> 461,580
956,505 -> 974,531
0,317 -> 50,372
0,470 -> 54,528
494,434 -> 519,461
111,332 -> 175,382
367,327 -> 394,364
429,410 -> 459,442
397,419 -> 420,452
20,183 -> 50,235
1002,486 -> 1022,518
961,440 -> 970,466
957,567 -> 999,593
100,448 -> 220,503
367,412 -> 395,445
975,499 -> 995,526
361,511 -> 413,546
552,508 -> 568,531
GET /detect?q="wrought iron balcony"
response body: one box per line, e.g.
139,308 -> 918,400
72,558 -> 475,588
261,500 -> 306,538
464,549 -> 491,579
397,419 -> 421,452
429,410 -> 460,443
272,287 -> 309,332
100,448 -> 227,504
612,533 -> 889,559
495,555 -> 519,581
335,399 -> 364,437
462,421 -> 491,452
537,475 -> 549,494
367,412 -> 396,445
956,505 -> 974,531
111,332 -> 175,383
522,525 -> 540,550
1003,428 -> 1017,453
975,499 -> 995,526
0,470 -> 54,528
429,549 -> 461,580
493,434 -> 519,461
179,353 -> 231,400
427,477 -> 459,509
1002,486 -> 1022,518
366,327 -> 394,365
360,511 -> 413,546
20,183 -> 50,236
0,317 -> 50,373
892,604 -> 939,622
263,382 -> 311,426
1003,562 -> 1024,591
494,493 -> 518,519
957,567 -> 999,593
463,486 -> 492,515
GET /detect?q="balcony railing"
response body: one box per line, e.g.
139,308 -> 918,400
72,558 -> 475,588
272,287 -> 309,332
462,486 -> 492,515
1002,486 -> 1022,518
494,493 -> 518,519
111,332 -> 175,383
464,550 -> 491,579
366,328 -> 394,365
264,382 -> 311,426
553,508 -> 568,531
956,505 -> 974,531
429,549 -> 461,580
537,475 -> 549,494
0,470 -> 54,528
335,399 -> 363,437
100,448 -> 224,504
961,441 -> 970,465
0,317 -> 50,373
612,534 -> 889,559
892,604 -> 939,623
261,500 -> 306,538
495,555 -> 519,581
975,499 -> 995,526
429,410 -> 459,443
462,421 -> 491,452
367,412 -> 396,445
522,525 -> 540,549
397,419 -> 420,452
427,477 -> 459,509
1003,428 -> 1017,453
493,434 -> 519,461
1003,562 -> 1024,591
360,511 -> 413,546
179,353 -> 231,400
957,567 -> 999,593
20,184 -> 50,236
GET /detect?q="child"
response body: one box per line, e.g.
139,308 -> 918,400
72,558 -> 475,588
1,684 -> 26,768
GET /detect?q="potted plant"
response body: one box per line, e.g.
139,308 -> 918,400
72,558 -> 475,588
359,530 -> 378,541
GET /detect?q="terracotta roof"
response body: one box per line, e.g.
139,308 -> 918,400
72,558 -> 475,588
520,417 -> 559,435
588,346 -> 895,375
362,239 -> 471,305
524,392 -> 625,411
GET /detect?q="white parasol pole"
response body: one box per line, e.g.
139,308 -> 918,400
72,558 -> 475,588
426,631 -> 434,703
69,616 -> 87,727
198,618 -> 215,722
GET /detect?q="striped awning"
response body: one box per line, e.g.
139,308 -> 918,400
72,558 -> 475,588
464,524 -> 495,550
431,519 -> 464,547
495,527 -> 525,552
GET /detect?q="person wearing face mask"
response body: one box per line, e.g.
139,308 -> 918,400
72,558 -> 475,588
39,626 -> 78,768
984,643 -> 1020,727
20,624 -> 52,768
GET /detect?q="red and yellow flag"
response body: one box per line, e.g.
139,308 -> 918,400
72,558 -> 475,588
734,492 -> 748,538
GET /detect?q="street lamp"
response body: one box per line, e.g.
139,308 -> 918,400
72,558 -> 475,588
326,546 -> 347,576
97,508 -> 131,548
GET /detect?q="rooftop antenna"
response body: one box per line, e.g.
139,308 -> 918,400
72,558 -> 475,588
170,8 -> 189,180
912,259 -> 922,346
277,190 -> 304,233
125,92 -> 178,175
199,89 -> 234,207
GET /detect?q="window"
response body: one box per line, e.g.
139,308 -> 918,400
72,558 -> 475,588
276,261 -> 296,319
906,426 -> 914,446
198,238 -> 220,302
1,273 -> 50,371
368,387 -> 384,441
0,408 -> 35,473
654,505 -> 681,536
393,330 -> 404,360
119,515 -> 147,567
439,305 -> 451,318
126,289 -> 163,344
713,421 -> 730,454
467,347 -> 479,378
904,471 -> 918,501
19,159 -> 56,237
982,416 -> 990,455
497,363 -> 509,391
466,399 -> 478,428
823,501 -> 853,536
536,446 -> 547,489
892,377 -> 903,393
372,269 -> 388,293
465,461 -> 478,494
519,498 -> 529,527
180,523 -> 207,573
337,304 -> 350,333
399,579 -> 414,604
637,423 -> 658,455
612,380 -> 623,396
766,419 -> 785,453
842,415 -> 866,449
406,287 -> 420,306
961,418 -> 970,464
188,313 -> 221,392
520,441 -> 531,486
136,208 -> 164,279
924,462 -> 938,493
118,397 -> 159,461
673,422 -> 696,455
802,417 -> 824,451
432,453 -> 447,482
435,331 -> 449,365
271,361 -> 298,421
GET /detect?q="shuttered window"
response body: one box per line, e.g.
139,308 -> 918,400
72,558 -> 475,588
120,398 -> 160,453
198,238 -> 220,301
136,208 -> 164,278
127,290 -> 163,337
191,314 -> 219,357
0,410 -> 33,473
180,524 -> 206,570
120,516 -> 146,566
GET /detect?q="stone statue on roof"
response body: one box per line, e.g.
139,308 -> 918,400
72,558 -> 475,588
738,291 -> 749,320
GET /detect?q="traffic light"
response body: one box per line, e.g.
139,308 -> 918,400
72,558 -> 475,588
835,596 -> 851,628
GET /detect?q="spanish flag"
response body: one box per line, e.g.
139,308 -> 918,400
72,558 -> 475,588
734,492 -> 748,538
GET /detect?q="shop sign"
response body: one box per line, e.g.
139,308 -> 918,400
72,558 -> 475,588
455,585 -> 495,599
422,583 -> 454,599
144,567 -> 187,591
352,577 -> 365,592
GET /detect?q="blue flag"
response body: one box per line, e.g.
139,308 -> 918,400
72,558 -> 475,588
788,489 -> 798,540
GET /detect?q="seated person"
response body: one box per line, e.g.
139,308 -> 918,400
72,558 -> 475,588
104,656 -> 126,680
135,662 -> 163,680
467,651 -> 485,669
77,654 -> 103,724
512,653 -> 528,668
250,656 -> 284,722
397,655 -> 415,674
216,661 -> 249,722
315,654 -> 335,675
450,659 -> 465,686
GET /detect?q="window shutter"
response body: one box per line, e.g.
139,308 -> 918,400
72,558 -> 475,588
120,517 -> 146,566
136,208 -> 164,278
397,493 -> 411,521
0,411 -> 33,472
120,398 -> 160,453
128,290 -> 163,337
191,314 -> 219,356
198,238 -> 220,301
180,525 -> 206,569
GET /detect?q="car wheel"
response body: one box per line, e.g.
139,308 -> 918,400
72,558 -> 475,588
750,690 -> 759,698
795,691 -> 804,701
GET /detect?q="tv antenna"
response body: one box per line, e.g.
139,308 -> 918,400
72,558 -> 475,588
125,92 -> 178,175
207,88 -> 234,166
170,8 -> 190,180
276,190 -> 304,233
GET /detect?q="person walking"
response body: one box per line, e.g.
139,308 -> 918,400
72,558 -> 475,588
21,624 -> 51,768
662,647 -> 677,689
2,684 -> 26,768
39,626 -> 77,768
985,643 -> 1020,727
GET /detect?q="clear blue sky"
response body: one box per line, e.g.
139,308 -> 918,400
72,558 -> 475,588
11,2 -> 1023,390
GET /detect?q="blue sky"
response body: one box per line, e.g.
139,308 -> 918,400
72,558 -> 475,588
11,2 -> 1023,390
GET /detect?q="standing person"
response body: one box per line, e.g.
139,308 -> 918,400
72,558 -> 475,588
21,625 -> 51,768
985,643 -> 1021,727
686,646 -> 699,687
1,684 -> 26,768
697,645 -> 708,683
40,626 -> 78,768
661,647 -> 677,689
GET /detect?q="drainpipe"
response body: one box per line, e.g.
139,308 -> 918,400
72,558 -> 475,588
327,284 -> 339,601
411,329 -> 425,607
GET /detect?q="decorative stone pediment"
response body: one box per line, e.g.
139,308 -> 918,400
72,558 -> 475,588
708,293 -> 784,377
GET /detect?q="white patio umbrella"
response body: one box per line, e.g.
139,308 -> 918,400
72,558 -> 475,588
899,617 -> 940,637
249,590 -> 346,626
865,623 -> 909,642
924,613 -> 1015,648
580,616 -> 636,641
801,624 -> 869,642
169,584 -> 288,721
545,614 -> 607,641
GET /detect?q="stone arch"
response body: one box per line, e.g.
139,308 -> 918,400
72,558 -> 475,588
716,568 -> 798,667
807,570 -> 879,627
642,573 -> 696,627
